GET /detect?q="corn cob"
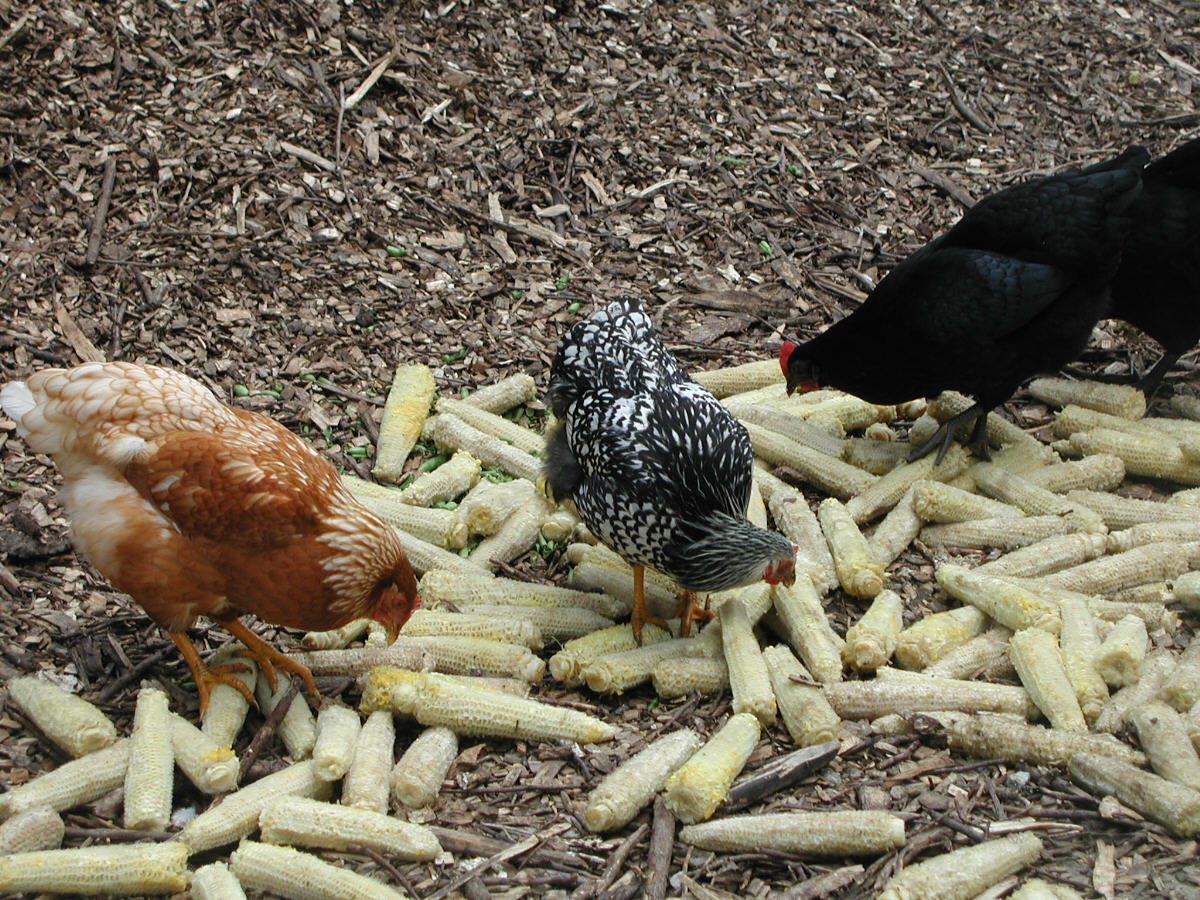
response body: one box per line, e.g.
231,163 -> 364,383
584,728 -> 703,832
1069,751 -> 1200,837
175,760 -> 332,854
361,668 -> 617,743
1173,394 -> 1200,422
1030,376 -> 1146,418
1177,571 -> 1200,613
936,564 -> 1060,632
1130,700 -> 1200,791
372,363 -> 436,483
878,832 -> 1044,900
894,606 -> 989,670
6,677 -> 117,758
583,638 -> 703,693
123,686 -> 173,831
1094,650 -> 1176,733
255,675 -> 317,760
798,393 -> 886,432
312,705 -> 361,782
341,709 -> 394,815
753,467 -> 839,593
406,635 -> 545,681
567,542 -> 678,615
1058,598 -> 1109,725
420,569 -> 625,619
365,618 -> 391,646
680,809 -> 904,856
719,599 -> 776,724
458,604 -> 614,643
343,475 -> 468,548
169,712 -> 238,794
549,623 -> 672,686
1021,454 -> 1125,494
0,806 -> 63,856
1068,490 -> 1196,532
746,479 -> 768,530
1088,597 -> 1176,633
1053,403 -> 1164,441
1010,878 -> 1085,900
434,396 -> 546,455
843,590 -> 903,673
1070,428 -> 1200,485
0,842 -> 189,896
398,449 -> 481,507
922,626 -> 1014,680
1188,699 -> 1200,753
718,382 -> 788,409
866,485 -> 923,567
828,671 -> 1035,719
730,403 -> 845,458
400,609 -> 543,649
920,515 -> 1076,550
289,642 -> 432,678
390,726 -> 458,809
911,481 -> 1025,523
1108,521 -> 1200,552
1095,614 -> 1148,687
261,795 -> 441,860
461,373 -> 537,413
940,711 -> 1145,767
201,646 -> 258,747
971,464 -> 1105,532
1171,486 -> 1200,507
842,437 -> 909,476
302,619 -> 371,651
743,421 -> 877,499
907,412 -> 941,450
1161,641 -> 1200,712
230,840 -> 407,900
1007,628 -> 1087,731
844,447 -> 968,524
471,502 -> 549,566
663,713 -> 760,824
691,358 -> 783,397
1110,581 -> 1173,604
762,644 -> 841,746
652,656 -> 729,698
190,862 -> 247,900
424,413 -> 542,482
770,579 -> 845,683
392,524 -> 494,577
0,738 -> 129,819
930,390 -> 1052,458
1038,541 -> 1200,594
974,533 -> 1109,579
455,477 -> 545,535
818,497 -> 885,598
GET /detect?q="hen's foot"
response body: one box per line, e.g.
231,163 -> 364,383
908,404 -> 991,463
218,617 -> 320,701
168,631 -> 256,716
674,591 -> 714,638
630,564 -> 670,644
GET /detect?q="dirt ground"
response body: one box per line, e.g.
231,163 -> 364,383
1,1 -> 1199,898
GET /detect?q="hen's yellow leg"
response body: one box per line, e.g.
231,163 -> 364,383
168,631 -> 255,716
217,617 -> 320,701
630,565 -> 670,644
674,590 -> 714,638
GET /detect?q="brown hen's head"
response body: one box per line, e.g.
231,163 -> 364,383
370,556 -> 421,642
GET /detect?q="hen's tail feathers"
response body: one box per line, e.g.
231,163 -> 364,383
0,381 -> 35,436
1144,136 -> 1200,190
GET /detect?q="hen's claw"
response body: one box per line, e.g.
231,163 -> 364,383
219,616 -> 320,701
169,631 -> 256,717
675,591 -> 714,638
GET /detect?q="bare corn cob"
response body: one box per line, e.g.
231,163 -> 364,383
461,373 -> 537,413
1058,598 -> 1109,726
845,448 -> 968,524
0,739 -> 129,819
1071,428 -> 1200,485
911,481 -> 1025,523
399,450 -> 480,507
190,862 -> 247,900
691,358 -> 783,397
878,832 -> 1043,900
1010,878 -> 1085,900
825,673 -> 1035,719
390,726 -> 458,809
1037,541 -> 1200,594
1095,650 -> 1176,733
974,532 -> 1109,578
1161,641 -> 1200,712
343,475 -> 468,548
907,412 -> 941,450
743,421 -> 877,499
818,497 -> 885,598
753,467 -> 839,593
255,675 -> 317,760
799,393 -> 886,432
175,760 -> 332,854
1171,486 -> 1200,507
1173,394 -> 1200,422
1008,628 -> 1087,731
471,502 -> 549,566
1108,521 -> 1200,552
549,623 -> 672,686
894,606 -> 989,670
0,807 -> 63,855
169,712 -> 238,794
124,687 -> 173,831
567,542 -> 678,616
719,599 -> 776,724
230,840 -> 406,900
392,525 -> 494,577
361,668 -> 616,743
302,619 -> 371,651
401,609 -> 542,649
1030,376 -> 1146,418
201,647 -> 258,747
663,713 -> 760,824
1131,700 -> 1200,791
680,810 -> 904,857
762,644 -> 841,746
584,728 -> 703,832
1069,751 -> 1200,837
866,485 -> 923,567
262,795 -> 441,860
421,569 -> 625,619
1176,571 -> 1200,613
1022,454 -> 1125,493
457,605 -> 613,642
930,390 -> 1052,457
1069,490 -> 1196,531
1188,699 -> 1200,753
922,626 -> 1014,680
406,635 -> 545,681
455,477 -> 545,535
425,413 -> 542,482
652,657 -> 729,698
434,396 -> 545,455
341,709 -> 394,815
1086,597 -> 1176,632
730,403 -> 845,458
584,638 -> 703,693
0,843 -> 189,896
972,464 -> 1105,532
1095,614 -> 1148,687
746,479 -> 768,529
936,564 -> 1060,632
1053,403 -> 1161,440
289,642 -> 431,678
771,579 -> 844,683
921,515 -> 1076,550
6,677 -> 117,758
718,382 -> 788,409
372,363 -> 436,483
842,437 -> 909,476
541,507 -> 580,541
937,710 -> 1143,766
843,590 -> 903,673
312,705 -> 361,782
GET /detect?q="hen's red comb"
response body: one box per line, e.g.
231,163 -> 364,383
778,340 -> 796,374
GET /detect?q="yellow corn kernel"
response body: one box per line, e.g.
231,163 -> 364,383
972,464 -> 1105,532
930,390 -> 1053,458
922,626 -> 1014,680
470,503 -> 549,566
770,579 -> 845,684
743,421 -> 877,499
1008,628 -> 1087,732
762,644 -> 840,746
372,363 -> 436,483
401,609 -> 542,649
719,599 -> 776,725
681,809 -> 904,857
1021,454 -> 1125,494
455,477 -> 545,536
302,619 -> 371,651
845,448 -> 969,524
1095,614 -> 1148,687
255,675 -> 317,760
398,449 -> 481,507
584,638 -> 703,694
263,795 -> 441,861
911,481 -> 1026,523
201,646 -> 258,747
459,605 -> 614,643
230,839 -> 407,900
549,623 -> 672,686
866,485 -> 923,568
1094,650 -> 1176,733
361,668 -> 616,743
406,635 -> 545,681
818,497 -> 885,598
826,672 -> 1035,719
584,728 -> 703,832
1069,751 -> 1200,837
940,711 -> 1144,767
421,569 -> 624,618
340,710 -> 394,815
974,533 -> 1109,578
1038,541 -> 1200,596
0,843 -> 189,896
289,642 -> 432,678
424,413 -> 542,482
1131,700 -> 1200,791
936,564 -> 1060,632
693,359 -> 783,397
921,516 -> 1077,551
461,373 -> 537,413
843,590 -> 903,673
1070,428 -> 1200,485
663,713 -> 760,824
124,686 -> 173,831
842,437 -> 910,476
0,806 -> 63,855
731,403 -> 846,458
1058,598 -> 1109,726
343,475 -> 468,548
175,760 -> 332,855
312,705 -> 361,782
390,726 -> 458,809
169,712 -> 238,794
6,677 -> 117,758
652,657 -> 729,698
879,833 -> 1044,900
753,467 -> 839,593
434,396 -> 545,456
0,739 -> 129,819
894,606 -> 988,670
1030,376 -> 1146,418
190,862 -> 247,900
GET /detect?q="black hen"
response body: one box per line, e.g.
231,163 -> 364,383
781,147 -> 1148,461
546,299 -> 796,640
1108,136 -> 1200,396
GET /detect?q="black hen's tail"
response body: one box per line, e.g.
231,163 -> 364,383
1144,136 -> 1200,190
543,423 -> 582,504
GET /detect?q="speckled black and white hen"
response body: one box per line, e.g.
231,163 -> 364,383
545,298 -> 796,640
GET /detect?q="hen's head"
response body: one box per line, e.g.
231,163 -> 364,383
779,341 -> 820,396
369,557 -> 421,642
762,550 -> 797,588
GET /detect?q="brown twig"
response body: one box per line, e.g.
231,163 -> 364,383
911,164 -> 977,209
237,676 -> 300,783
570,823 -> 648,900
86,158 -> 118,266
643,797 -> 675,900
94,645 -> 173,704
356,844 -> 419,897
937,64 -> 993,134
781,865 -> 866,900
424,822 -> 572,900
